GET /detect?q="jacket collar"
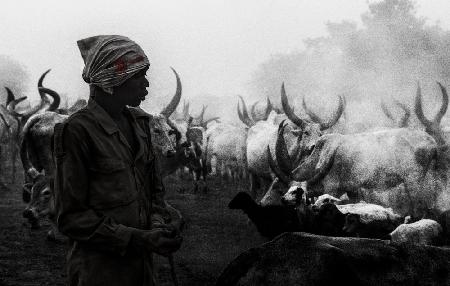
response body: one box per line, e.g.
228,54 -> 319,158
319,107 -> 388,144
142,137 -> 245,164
86,97 -> 145,137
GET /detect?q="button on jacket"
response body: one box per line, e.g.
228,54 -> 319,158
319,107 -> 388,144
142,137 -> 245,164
54,98 -> 170,286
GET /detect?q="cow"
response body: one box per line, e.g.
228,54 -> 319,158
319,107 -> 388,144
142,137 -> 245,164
205,122 -> 248,181
0,70 -> 60,182
245,84 -> 344,199
215,232 -> 450,286
272,83 -> 447,218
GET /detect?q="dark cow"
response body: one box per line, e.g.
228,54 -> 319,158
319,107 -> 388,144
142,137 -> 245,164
216,232 -> 450,286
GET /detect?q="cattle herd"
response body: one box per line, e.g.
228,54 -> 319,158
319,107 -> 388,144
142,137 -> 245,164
2,69 -> 450,285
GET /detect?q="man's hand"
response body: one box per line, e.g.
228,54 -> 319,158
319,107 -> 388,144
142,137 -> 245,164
130,227 -> 182,256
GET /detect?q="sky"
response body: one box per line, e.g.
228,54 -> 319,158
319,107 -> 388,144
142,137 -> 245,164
1,0 -> 450,114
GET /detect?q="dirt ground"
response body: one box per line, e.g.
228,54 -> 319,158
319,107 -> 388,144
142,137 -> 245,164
0,162 -> 265,286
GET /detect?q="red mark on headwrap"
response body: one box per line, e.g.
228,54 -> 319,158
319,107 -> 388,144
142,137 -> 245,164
114,55 -> 144,73
114,58 -> 127,72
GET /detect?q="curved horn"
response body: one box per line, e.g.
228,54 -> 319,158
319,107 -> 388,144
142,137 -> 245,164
281,83 -> 306,129
160,67 -> 182,117
5,87 -> 15,105
264,97 -> 273,119
196,105 -> 207,121
250,101 -> 259,122
38,69 -> 52,100
380,100 -> 394,121
38,87 -> 61,111
6,96 -> 27,116
318,95 -> 345,130
415,83 -> 433,129
276,120 -> 294,175
237,102 -> 245,123
267,146 -> 291,185
434,82 -> 448,124
394,100 -> 410,128
238,95 -> 255,127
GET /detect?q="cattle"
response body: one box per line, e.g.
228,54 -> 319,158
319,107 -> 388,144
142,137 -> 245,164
215,232 -> 450,286
0,70 -> 60,182
281,185 -> 402,239
273,84 -> 447,217
205,122 -> 248,181
245,84 -> 344,199
390,219 -> 443,246
20,68 -> 194,235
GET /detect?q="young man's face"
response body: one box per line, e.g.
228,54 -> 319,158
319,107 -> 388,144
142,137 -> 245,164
114,67 -> 149,107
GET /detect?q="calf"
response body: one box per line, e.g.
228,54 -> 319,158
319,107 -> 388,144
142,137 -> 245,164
390,219 -> 443,246
228,192 -> 301,240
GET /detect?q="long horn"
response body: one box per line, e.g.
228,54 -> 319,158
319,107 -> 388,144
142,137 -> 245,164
267,146 -> 291,185
380,100 -> 394,122
394,100 -> 410,128
250,101 -> 259,121
5,87 -> 15,105
196,105 -> 207,121
160,67 -> 182,117
238,95 -> 255,127
237,102 -> 245,123
264,97 -> 273,119
317,95 -> 345,130
38,87 -> 61,111
281,83 -> 306,129
6,96 -> 27,116
434,82 -> 448,124
275,120 -> 294,175
38,69 -> 52,100
415,83 -> 433,129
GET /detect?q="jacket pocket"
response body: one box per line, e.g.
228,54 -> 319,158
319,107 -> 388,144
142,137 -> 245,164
88,158 -> 136,209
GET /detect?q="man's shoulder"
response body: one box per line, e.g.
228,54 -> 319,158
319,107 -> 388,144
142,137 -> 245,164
56,108 -> 94,133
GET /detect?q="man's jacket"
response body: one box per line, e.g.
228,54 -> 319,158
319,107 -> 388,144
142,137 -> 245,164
53,98 -> 169,286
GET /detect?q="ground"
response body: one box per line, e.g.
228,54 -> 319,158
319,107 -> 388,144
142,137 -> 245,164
0,162 -> 265,286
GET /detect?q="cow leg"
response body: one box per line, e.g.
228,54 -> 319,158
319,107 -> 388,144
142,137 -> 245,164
10,143 -> 18,183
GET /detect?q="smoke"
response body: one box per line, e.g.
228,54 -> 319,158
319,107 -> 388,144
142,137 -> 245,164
249,0 -> 450,132
0,55 -> 30,105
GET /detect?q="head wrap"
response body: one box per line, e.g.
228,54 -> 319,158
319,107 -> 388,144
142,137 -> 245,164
77,35 -> 150,94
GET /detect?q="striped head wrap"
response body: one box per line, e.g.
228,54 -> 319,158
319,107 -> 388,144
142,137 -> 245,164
77,35 -> 150,94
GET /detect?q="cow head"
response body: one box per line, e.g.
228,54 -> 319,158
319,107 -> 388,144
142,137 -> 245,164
22,169 -> 52,229
415,82 -> 449,146
150,114 -> 179,158
237,96 -> 278,127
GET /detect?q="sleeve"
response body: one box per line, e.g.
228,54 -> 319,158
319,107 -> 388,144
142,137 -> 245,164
53,120 -> 133,255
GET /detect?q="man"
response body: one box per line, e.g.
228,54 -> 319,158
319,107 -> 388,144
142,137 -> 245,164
53,35 -> 182,286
